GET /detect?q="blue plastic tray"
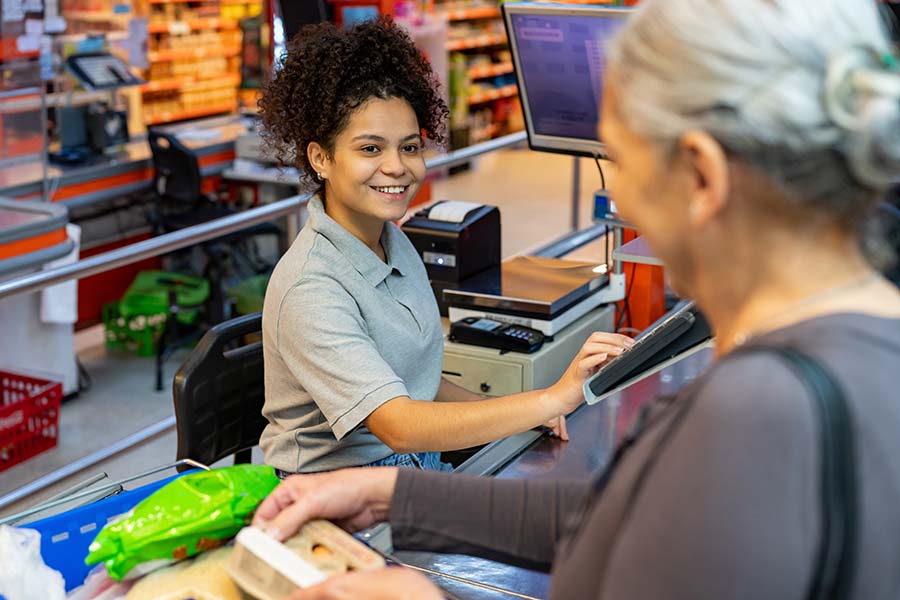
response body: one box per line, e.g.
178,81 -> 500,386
21,472 -> 187,592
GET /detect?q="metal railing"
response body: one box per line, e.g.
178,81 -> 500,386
0,131 -> 528,302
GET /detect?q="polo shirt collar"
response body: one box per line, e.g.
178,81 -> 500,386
308,196 -> 411,286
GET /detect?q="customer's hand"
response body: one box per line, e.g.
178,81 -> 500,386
252,468 -> 399,541
288,567 -> 444,600
550,331 -> 634,414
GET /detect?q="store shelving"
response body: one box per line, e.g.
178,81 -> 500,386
436,0 -> 625,147
147,17 -> 239,33
468,61 -> 512,80
147,0 -> 221,4
446,32 -> 506,51
140,72 -> 240,92
138,0 -> 253,124
147,46 -> 241,62
0,39 -> 40,62
446,6 -> 500,21
144,101 -> 235,125
468,83 -> 517,105
57,0 -> 248,125
436,0 -> 520,146
1,2 -> 48,197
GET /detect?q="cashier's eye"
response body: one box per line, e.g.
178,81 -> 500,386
360,145 -> 381,154
402,143 -> 422,154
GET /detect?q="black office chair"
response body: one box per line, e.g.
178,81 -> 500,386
147,129 -> 281,319
172,312 -> 268,471
147,129 -> 281,390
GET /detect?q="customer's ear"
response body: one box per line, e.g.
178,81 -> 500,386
679,131 -> 730,228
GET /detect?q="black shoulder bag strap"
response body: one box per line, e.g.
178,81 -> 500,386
742,346 -> 858,600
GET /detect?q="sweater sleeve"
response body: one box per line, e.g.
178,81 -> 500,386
389,469 -> 591,571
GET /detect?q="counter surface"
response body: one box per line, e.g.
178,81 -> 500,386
393,346 -> 714,599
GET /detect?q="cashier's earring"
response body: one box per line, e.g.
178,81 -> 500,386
316,172 -> 324,181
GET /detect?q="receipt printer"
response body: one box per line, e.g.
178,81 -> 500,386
402,201 -> 501,283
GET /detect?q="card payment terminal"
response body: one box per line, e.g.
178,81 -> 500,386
449,317 -> 546,353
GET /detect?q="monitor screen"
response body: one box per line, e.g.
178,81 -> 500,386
503,4 -> 631,157
66,53 -> 143,90
278,0 -> 328,43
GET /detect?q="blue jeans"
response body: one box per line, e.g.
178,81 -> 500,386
366,451 -> 453,471
275,452 -> 453,479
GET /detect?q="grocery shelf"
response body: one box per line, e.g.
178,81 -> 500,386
0,39 -> 40,62
148,17 -> 239,33
64,10 -> 130,22
468,61 -> 513,80
148,0 -> 220,4
446,33 -> 507,51
468,83 -> 518,105
147,46 -> 241,62
140,73 -> 241,93
444,6 -> 500,21
144,102 -> 235,125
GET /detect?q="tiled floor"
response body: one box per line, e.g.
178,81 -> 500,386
0,147 -> 615,520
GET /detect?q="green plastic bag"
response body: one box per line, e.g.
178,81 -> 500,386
86,465 -> 280,580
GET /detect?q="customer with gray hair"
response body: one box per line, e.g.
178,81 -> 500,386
252,1 -> 900,598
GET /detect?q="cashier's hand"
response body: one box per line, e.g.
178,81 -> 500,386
288,567 -> 444,600
545,415 -> 569,441
253,468 -> 399,541
550,331 -> 635,414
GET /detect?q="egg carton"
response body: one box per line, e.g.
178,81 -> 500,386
228,521 -> 385,600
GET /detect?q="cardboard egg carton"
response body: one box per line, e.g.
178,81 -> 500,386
228,521 -> 385,600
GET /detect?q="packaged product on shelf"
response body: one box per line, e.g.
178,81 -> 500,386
85,465 -> 280,581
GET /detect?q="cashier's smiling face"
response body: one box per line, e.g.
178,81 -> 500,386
313,96 -> 425,229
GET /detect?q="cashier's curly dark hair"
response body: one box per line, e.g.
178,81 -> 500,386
259,17 -> 448,193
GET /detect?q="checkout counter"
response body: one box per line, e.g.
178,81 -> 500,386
0,199 -> 78,395
0,115 -> 249,209
0,114 -> 300,326
385,343 -> 714,600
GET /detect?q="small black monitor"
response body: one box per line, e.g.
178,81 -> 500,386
503,3 -> 631,158
278,0 -> 329,43
65,53 -> 143,90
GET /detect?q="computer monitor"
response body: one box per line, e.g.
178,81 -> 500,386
503,3 -> 631,158
65,53 -> 143,90
278,0 -> 329,43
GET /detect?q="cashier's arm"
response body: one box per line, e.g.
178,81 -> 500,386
364,332 -> 634,453
434,377 -> 481,402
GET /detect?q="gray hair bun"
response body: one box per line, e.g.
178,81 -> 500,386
826,46 -> 900,189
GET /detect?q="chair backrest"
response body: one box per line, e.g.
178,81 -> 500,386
148,129 -> 203,204
173,312 -> 267,470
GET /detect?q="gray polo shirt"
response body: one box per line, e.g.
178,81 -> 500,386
260,196 -> 443,473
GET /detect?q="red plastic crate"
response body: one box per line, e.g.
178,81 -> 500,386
0,369 -> 62,472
